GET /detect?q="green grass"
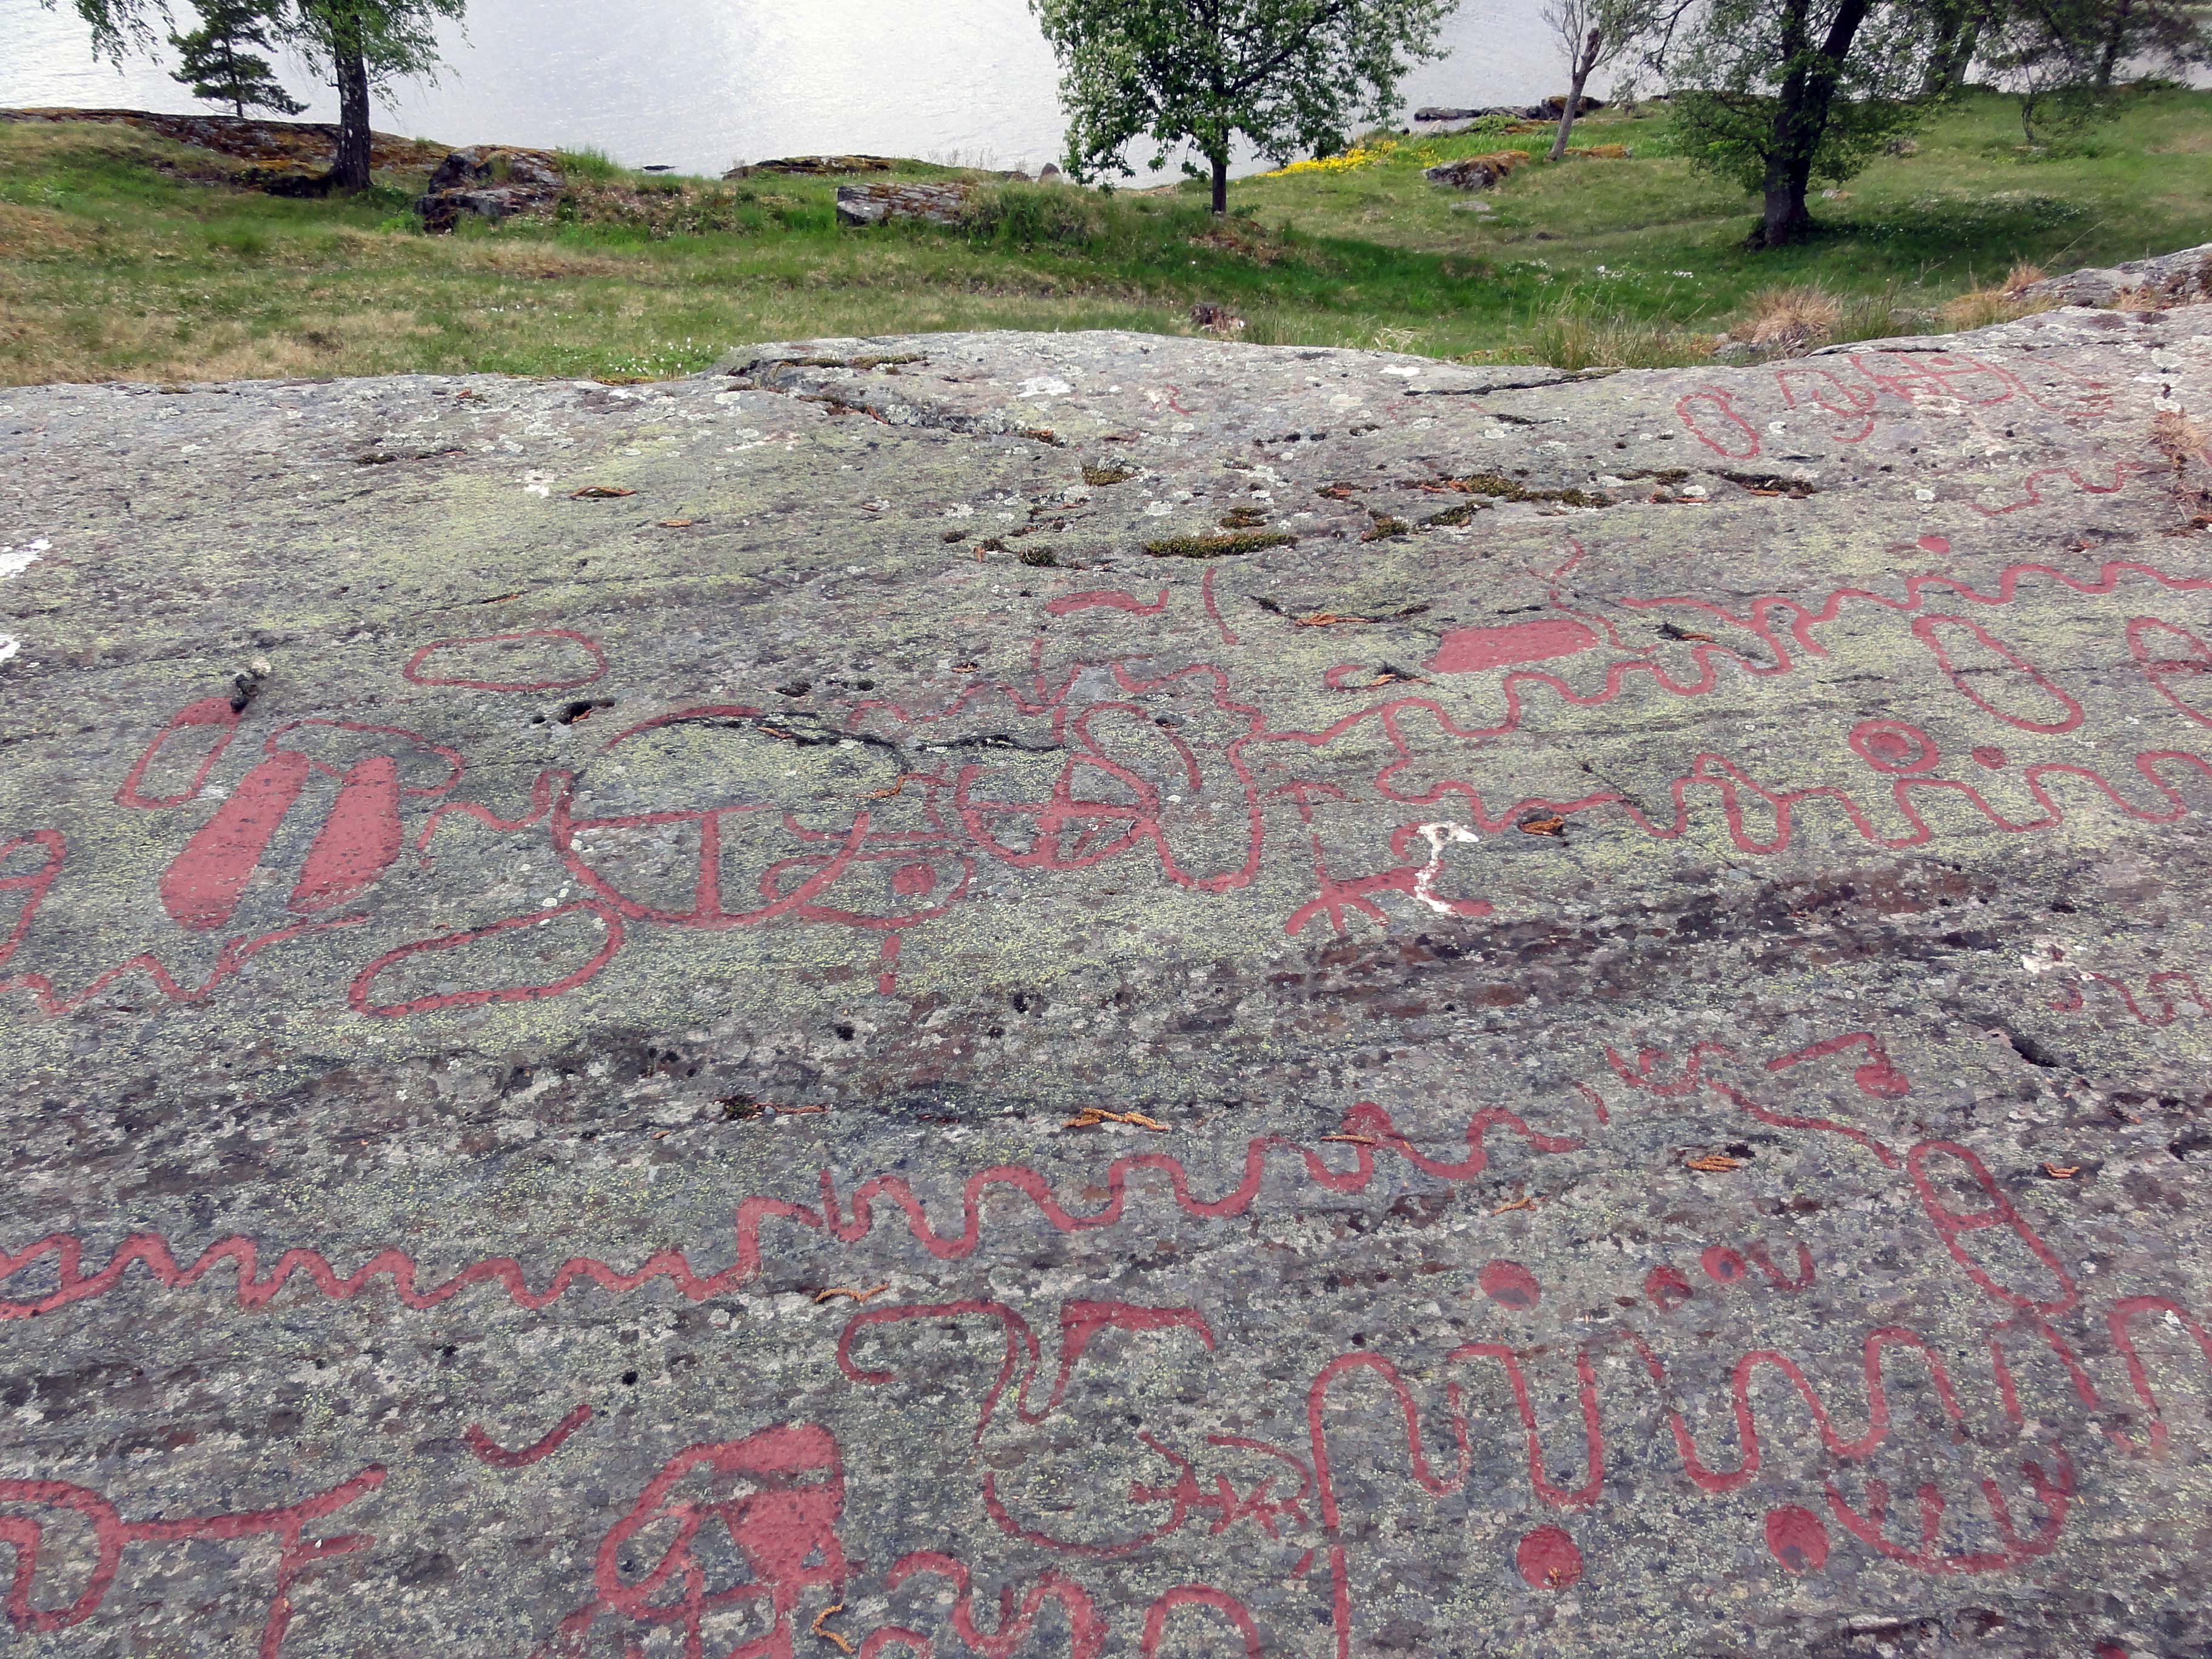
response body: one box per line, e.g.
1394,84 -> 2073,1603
2,85 -> 2210,385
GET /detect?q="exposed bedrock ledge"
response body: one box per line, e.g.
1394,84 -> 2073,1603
3,312 -> 2212,1657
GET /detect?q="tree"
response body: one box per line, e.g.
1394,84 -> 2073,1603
1980,0 -> 2113,141
2087,0 -> 2209,87
1662,0 -> 1951,247
1032,0 -> 1453,215
170,0 -> 307,118
290,0 -> 464,190
1543,0 -> 1652,159
42,0 -> 463,191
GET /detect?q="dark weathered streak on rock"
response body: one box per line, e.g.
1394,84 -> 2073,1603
1,315 -> 2210,1657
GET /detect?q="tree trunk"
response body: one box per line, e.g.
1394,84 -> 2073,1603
2096,0 -> 2133,87
333,44 -> 374,192
1210,153 -> 1229,216
1923,5 -> 1985,96
1550,63 -> 1594,161
1745,0 -> 1874,249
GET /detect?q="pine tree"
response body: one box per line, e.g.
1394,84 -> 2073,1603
52,0 -> 465,192
170,0 -> 306,118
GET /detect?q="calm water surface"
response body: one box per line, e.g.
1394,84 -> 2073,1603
3,0 -> 1590,176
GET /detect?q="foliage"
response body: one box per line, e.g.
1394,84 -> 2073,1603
1979,0 -> 2119,143
2085,0 -> 2211,87
47,0 -> 461,77
1031,0 -> 1453,210
1664,0 -> 1946,236
962,183 -> 1113,250
552,147 -> 622,183
1267,135 -> 1407,175
1654,0 -> 2208,241
47,0 -> 466,188
170,0 -> 306,118
284,0 -> 466,97
1543,0 -> 1663,158
1510,295 -> 1716,367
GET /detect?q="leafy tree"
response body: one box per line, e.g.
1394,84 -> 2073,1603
289,0 -> 464,189
1980,0 -> 2113,142
170,0 -> 306,118
1542,0 -> 1655,158
2087,0 -> 2209,87
42,0 -> 463,190
1660,0 -> 1951,247
1032,0 -> 1453,214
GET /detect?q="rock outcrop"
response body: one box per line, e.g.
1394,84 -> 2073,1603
1415,95 -> 1604,125
5,313 -> 2212,1657
834,178 -> 974,226
723,154 -> 902,179
2017,241 -> 2212,308
1424,149 -> 1533,189
414,144 -> 565,232
0,106 -> 444,180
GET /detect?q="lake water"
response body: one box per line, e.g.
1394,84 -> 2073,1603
2,0 -> 1594,178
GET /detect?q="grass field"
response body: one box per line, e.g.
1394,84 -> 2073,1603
2,85 -> 2210,386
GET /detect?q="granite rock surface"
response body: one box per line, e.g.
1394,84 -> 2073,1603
2,313 -> 2212,1657
2018,244 -> 2212,310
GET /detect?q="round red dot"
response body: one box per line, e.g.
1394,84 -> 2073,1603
1515,1524 -> 1583,1589
1701,1245 -> 1748,1285
891,862 -> 937,897
1972,745 -> 2008,769
1480,1260 -> 1542,1310
1644,1265 -> 1693,1311
1919,534 -> 1951,554
1765,1505 -> 1830,1573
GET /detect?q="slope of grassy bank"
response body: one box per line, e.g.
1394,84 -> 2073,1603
2,87 -> 2210,386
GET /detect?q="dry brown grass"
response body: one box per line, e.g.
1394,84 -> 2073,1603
1940,285 -> 2057,330
2150,409 -> 2212,528
1733,283 -> 1845,350
2000,262 -> 2048,296
0,204 -> 92,259
1493,301 -> 1716,370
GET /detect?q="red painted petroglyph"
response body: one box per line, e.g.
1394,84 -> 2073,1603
1689,350 -> 2115,460
116,696 -> 241,811
0,1100 -> 1579,1322
2050,966 -> 2212,1024
0,1466 -> 383,1655
7,545 -> 2210,1016
536,1424 -> 845,1659
1044,588 -> 1168,618
1427,617 -> 1598,675
403,629 -> 609,693
465,1404 -> 594,1469
2130,615 -> 2212,726
4,1028 -> 2207,1653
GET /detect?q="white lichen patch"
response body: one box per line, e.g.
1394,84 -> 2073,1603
0,538 -> 49,581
